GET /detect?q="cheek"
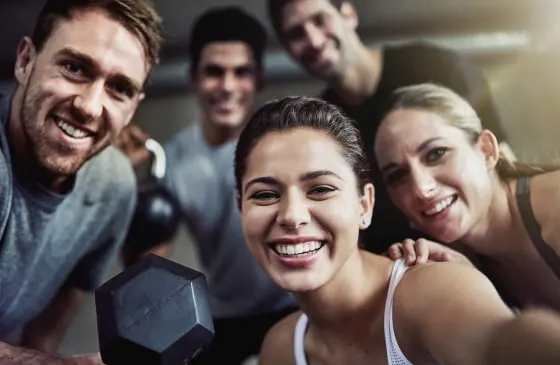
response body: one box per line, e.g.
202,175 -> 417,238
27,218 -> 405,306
239,82 -> 256,100
287,41 -> 305,58
312,197 -> 360,237
241,204 -> 274,244
198,79 -> 218,97
387,188 -> 411,212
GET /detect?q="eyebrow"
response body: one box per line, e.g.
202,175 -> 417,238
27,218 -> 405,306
243,170 -> 343,194
380,137 -> 444,173
283,10 -> 324,33
56,47 -> 143,93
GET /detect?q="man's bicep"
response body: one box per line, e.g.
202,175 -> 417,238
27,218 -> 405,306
402,263 -> 513,364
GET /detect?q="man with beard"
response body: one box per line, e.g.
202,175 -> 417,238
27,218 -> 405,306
0,0 -> 162,363
267,0 -> 514,253
115,7 -> 298,365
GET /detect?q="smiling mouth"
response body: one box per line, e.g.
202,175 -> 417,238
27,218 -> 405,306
270,241 -> 326,257
51,115 -> 93,139
422,194 -> 458,217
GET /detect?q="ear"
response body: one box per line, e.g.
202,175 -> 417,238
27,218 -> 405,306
477,129 -> 500,171
138,92 -> 146,102
359,183 -> 375,230
339,2 -> 359,30
14,37 -> 36,85
236,194 -> 242,213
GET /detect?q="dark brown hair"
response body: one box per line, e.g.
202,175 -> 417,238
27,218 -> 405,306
234,95 -> 370,196
267,0 -> 347,41
32,0 -> 163,68
188,7 -> 267,72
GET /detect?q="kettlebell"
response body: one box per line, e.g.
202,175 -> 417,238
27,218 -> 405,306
126,138 -> 182,251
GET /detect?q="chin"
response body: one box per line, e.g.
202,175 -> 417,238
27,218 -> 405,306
271,270 -> 327,294
212,112 -> 247,128
426,225 -> 466,244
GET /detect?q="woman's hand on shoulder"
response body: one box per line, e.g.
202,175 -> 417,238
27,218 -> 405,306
259,311 -> 301,365
385,238 -> 475,267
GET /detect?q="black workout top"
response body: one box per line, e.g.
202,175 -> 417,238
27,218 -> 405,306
516,175 -> 560,279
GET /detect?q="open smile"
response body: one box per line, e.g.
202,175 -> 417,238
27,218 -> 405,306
51,114 -> 95,140
422,194 -> 458,217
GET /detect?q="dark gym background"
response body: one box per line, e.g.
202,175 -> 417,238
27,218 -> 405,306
0,1 -> 559,363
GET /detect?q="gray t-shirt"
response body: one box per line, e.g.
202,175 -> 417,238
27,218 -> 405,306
163,123 -> 296,318
0,93 -> 137,339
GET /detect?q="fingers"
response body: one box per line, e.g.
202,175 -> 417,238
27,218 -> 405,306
114,124 -> 152,167
387,243 -> 404,260
127,124 -> 150,144
402,238 -> 417,265
414,238 -> 430,264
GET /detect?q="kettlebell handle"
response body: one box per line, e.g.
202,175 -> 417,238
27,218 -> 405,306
145,138 -> 166,180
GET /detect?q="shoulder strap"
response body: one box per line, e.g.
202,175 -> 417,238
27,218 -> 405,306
516,176 -> 560,279
293,313 -> 309,365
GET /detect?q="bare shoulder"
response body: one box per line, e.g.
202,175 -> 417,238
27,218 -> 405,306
390,262 -> 512,363
258,311 -> 302,365
527,171 -> 560,253
395,261 -> 505,315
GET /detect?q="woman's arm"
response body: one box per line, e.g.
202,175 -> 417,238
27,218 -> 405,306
396,262 -> 560,365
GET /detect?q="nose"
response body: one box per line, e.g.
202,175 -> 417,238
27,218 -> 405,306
72,83 -> 104,121
276,191 -> 311,231
304,23 -> 326,50
411,165 -> 437,200
220,72 -> 236,93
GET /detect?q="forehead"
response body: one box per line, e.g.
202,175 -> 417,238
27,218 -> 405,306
281,0 -> 338,31
42,8 -> 149,84
245,128 -> 353,180
198,42 -> 256,68
375,109 -> 464,157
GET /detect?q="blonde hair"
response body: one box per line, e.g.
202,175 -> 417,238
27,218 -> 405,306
385,83 -> 558,179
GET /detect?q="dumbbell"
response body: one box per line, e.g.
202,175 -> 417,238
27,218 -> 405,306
126,138 -> 182,252
95,254 -> 214,364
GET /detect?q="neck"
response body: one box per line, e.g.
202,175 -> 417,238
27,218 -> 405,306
330,46 -> 383,106
7,88 -> 70,193
459,177 -> 520,258
201,117 -> 243,146
295,251 -> 391,342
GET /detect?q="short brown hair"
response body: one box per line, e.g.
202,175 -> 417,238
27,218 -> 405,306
32,0 -> 163,68
267,0 -> 346,41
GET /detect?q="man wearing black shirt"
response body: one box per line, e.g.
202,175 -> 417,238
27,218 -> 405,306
267,0 -> 513,252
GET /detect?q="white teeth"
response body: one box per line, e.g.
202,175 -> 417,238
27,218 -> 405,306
424,196 -> 455,216
56,118 -> 88,138
274,241 -> 323,256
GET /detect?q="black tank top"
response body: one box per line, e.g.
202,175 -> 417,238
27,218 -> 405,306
516,175 -> 560,279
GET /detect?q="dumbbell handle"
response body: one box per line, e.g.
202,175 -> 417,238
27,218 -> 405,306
145,138 -> 166,180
